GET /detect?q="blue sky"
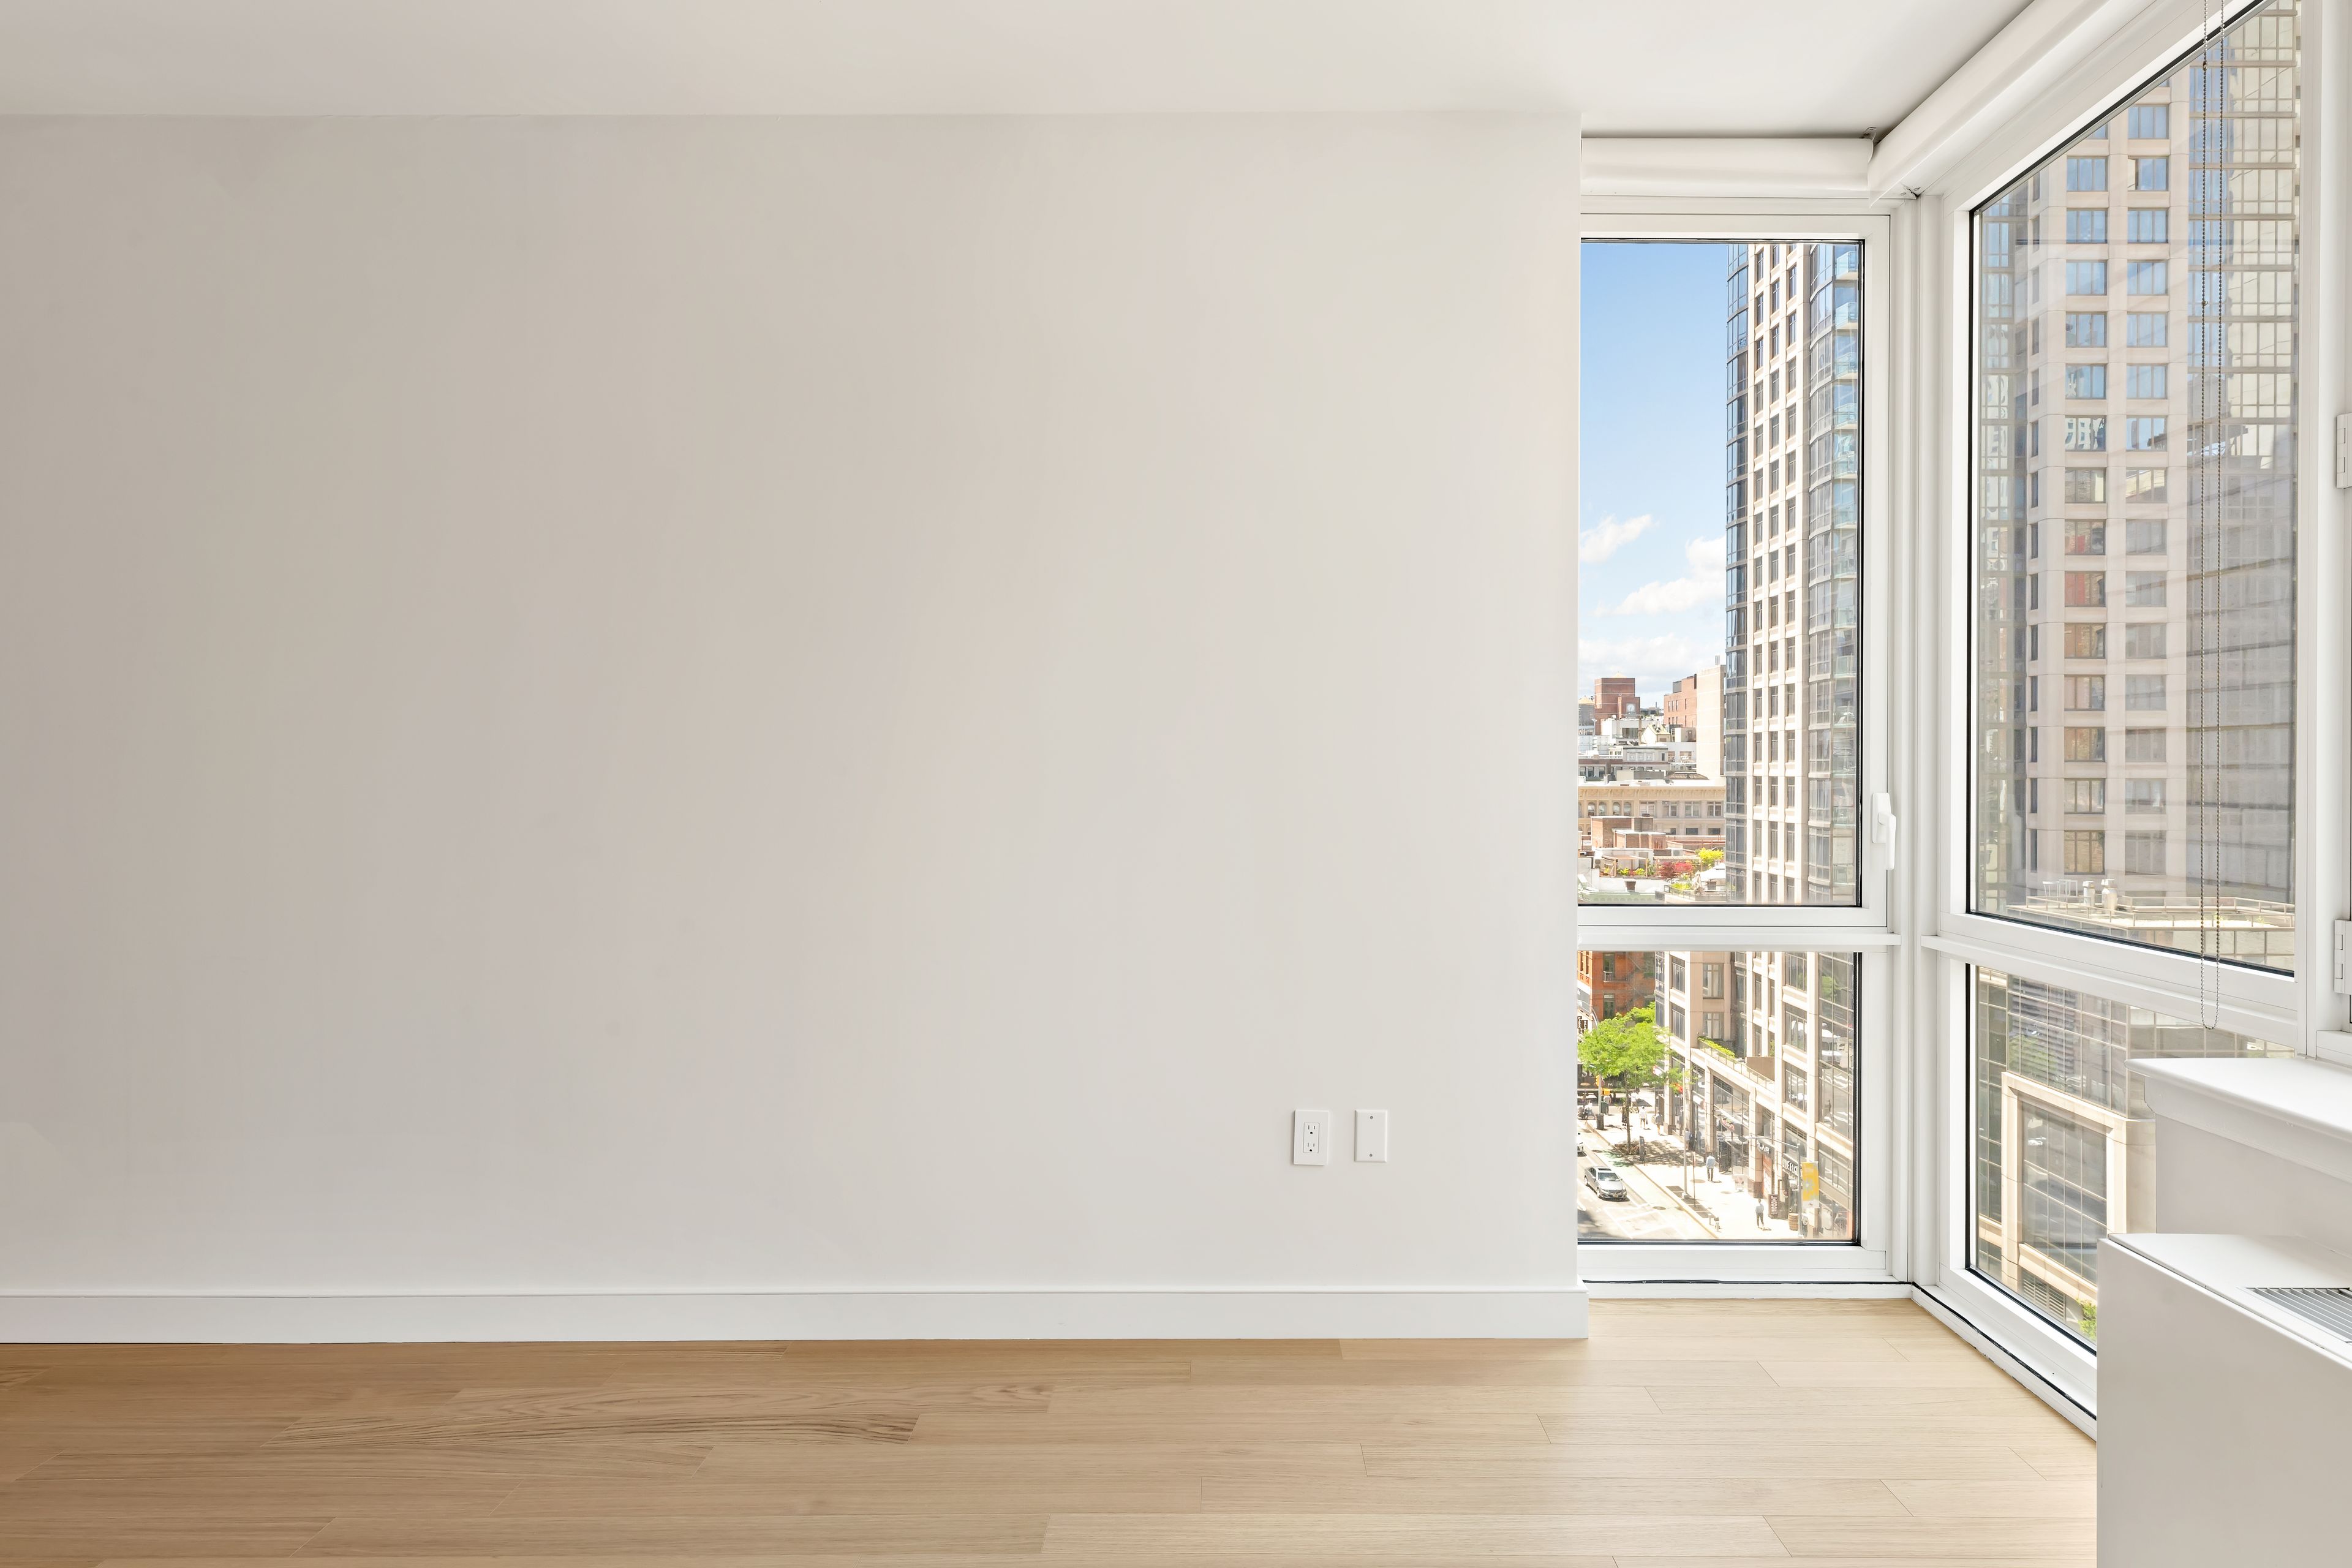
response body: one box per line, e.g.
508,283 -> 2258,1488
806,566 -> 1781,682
1580,241 -> 1730,706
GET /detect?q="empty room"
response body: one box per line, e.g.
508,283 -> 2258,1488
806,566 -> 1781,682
0,1 -> 2346,1563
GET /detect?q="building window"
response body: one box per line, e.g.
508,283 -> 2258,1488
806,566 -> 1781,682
2124,364 -> 2166,399
2133,156 -> 2168,190
2124,571 -> 2166,608
2065,728 -> 2105,763
2124,728 -> 2165,764
2124,312 -> 2168,346
2065,209 -> 2108,244
2063,364 -> 2107,400
2064,312 -> 2107,347
2064,779 -> 2106,815
2124,778 -> 2166,813
2125,674 -> 2166,709
2064,416 -> 2107,450
2063,831 -> 2106,874
2065,674 -> 2106,710
2125,260 -> 2168,295
2063,573 -> 2106,608
2124,623 -> 2165,659
2066,156 -> 2108,191
2064,260 -> 2108,296
2064,521 -> 2106,557
2064,467 -> 2106,504
2124,416 -> 2167,450
2127,208 -> 2168,244
2127,104 -> 2169,139
2064,622 -> 2105,658
2122,469 -> 2168,507
1702,962 -> 1725,999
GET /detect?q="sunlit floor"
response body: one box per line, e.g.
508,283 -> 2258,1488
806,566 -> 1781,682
0,1300 -> 2094,1562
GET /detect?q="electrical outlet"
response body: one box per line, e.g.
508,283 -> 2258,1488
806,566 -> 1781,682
1292,1109 -> 1331,1166
1355,1109 -> 1390,1162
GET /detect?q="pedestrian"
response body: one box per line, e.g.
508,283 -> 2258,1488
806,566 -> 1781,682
1754,1197 -> 1767,1230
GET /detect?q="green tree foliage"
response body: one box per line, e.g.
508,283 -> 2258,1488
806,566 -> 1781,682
1579,1005 -> 1675,1133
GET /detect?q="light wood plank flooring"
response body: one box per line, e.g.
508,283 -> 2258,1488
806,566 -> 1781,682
0,1300 -> 2094,1564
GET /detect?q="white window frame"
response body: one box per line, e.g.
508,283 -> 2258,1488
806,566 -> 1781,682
1576,205 -> 1904,1287
1909,0 -> 2349,1421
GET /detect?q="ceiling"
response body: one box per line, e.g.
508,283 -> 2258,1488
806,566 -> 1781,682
0,0 -> 2033,130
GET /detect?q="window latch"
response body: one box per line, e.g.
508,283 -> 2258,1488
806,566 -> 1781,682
1870,793 -> 1898,848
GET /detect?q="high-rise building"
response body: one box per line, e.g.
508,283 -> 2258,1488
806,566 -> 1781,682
1724,241 -> 1861,910
1972,9 -> 2298,970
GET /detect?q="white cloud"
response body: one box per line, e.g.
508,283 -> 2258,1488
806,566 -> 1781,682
1599,535 -> 1727,616
1577,632 -> 1716,694
1577,513 -> 1653,565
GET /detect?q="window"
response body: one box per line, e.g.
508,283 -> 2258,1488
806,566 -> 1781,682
2064,727 -> 2105,763
1580,231 -> 1875,1264
1973,969 -> 2290,1343
2062,831 -> 2105,873
2064,261 -> 2107,296
2065,209 -> 2107,244
2064,312 -> 2107,347
2064,778 -> 2106,815
1969,0 -> 2299,997
2063,364 -> 2106,400
1578,238 -> 1863,913
1575,951 -> 1860,1244
2064,468 -> 2106,504
2063,623 -> 2105,658
2064,521 -> 2105,557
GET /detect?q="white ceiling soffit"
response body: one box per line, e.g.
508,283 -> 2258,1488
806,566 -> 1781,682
0,0 -> 2027,126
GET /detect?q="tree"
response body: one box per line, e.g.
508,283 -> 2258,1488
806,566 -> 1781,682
1578,1005 -> 1675,1136
1696,848 -> 1724,869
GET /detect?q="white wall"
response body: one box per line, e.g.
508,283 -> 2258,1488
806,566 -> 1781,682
0,115 -> 1580,1337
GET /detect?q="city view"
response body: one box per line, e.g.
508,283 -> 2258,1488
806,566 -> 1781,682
1580,0 -> 2301,1346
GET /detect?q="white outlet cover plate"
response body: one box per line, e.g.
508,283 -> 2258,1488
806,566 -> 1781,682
1355,1108 -> 1390,1161
1292,1109 -> 1331,1166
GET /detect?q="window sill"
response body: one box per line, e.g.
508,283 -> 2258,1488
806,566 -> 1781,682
2134,1056 -> 2352,1189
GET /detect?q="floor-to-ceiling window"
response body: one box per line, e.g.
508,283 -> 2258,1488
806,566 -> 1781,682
1577,230 -> 1885,1271
1964,0 -> 2304,1344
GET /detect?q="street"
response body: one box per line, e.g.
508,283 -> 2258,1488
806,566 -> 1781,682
1575,1108 -> 1804,1243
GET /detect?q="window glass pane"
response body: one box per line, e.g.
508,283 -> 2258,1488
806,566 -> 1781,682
1579,241 -> 1863,908
1579,949 -> 1860,1243
1972,966 -> 2290,1341
1970,0 -> 2298,973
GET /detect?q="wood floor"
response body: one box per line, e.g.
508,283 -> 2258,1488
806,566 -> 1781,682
0,1300 -> 2094,1564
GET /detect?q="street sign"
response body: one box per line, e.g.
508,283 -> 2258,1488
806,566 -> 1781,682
1800,1160 -> 1820,1201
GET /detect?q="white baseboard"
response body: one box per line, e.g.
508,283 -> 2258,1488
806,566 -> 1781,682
0,1288 -> 1589,1344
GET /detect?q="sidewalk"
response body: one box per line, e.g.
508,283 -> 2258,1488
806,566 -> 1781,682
1587,1117 -> 1801,1242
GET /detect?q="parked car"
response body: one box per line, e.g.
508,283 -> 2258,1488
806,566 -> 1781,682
1584,1163 -> 1629,1201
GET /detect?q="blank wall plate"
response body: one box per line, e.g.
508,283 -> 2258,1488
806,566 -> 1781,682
1355,1109 -> 1390,1162
1292,1109 -> 1331,1166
